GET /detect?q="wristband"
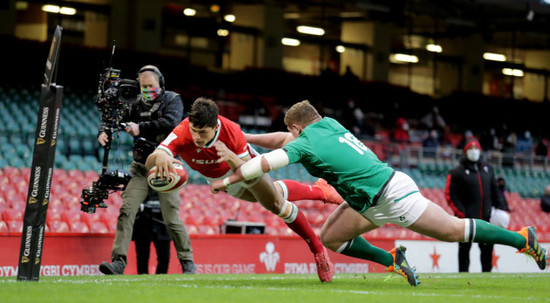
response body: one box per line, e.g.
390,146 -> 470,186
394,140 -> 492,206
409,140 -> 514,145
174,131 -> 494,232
223,177 -> 231,187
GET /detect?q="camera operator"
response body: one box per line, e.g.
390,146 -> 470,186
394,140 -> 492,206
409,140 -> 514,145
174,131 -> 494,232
98,65 -> 195,275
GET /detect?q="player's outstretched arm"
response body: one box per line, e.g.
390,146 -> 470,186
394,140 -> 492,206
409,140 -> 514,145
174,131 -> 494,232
211,148 -> 290,193
245,132 -> 295,150
145,149 -> 183,179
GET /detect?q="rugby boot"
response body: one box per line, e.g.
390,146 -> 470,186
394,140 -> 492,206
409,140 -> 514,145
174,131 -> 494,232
314,179 -> 344,205
314,247 -> 334,282
385,246 -> 420,286
517,226 -> 548,270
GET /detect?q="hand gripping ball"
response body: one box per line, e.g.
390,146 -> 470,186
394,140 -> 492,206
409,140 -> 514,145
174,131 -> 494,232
147,163 -> 188,192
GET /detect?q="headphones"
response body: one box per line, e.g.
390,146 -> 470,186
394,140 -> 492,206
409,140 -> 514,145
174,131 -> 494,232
136,65 -> 165,89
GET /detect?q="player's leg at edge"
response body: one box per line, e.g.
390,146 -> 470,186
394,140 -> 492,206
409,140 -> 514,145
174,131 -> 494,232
408,202 -> 548,271
320,203 -> 419,287
243,175 -> 334,282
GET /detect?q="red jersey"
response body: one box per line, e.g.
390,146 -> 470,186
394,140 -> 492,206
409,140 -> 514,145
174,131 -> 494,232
158,115 -> 249,178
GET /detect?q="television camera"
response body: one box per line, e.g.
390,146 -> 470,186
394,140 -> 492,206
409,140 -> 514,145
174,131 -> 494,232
80,46 -> 139,214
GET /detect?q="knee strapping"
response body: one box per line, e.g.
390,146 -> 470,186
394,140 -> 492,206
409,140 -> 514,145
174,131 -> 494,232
278,201 -> 298,223
274,180 -> 288,200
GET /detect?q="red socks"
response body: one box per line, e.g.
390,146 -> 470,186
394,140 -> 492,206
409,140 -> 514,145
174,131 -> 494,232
278,180 -> 325,201
284,210 -> 324,254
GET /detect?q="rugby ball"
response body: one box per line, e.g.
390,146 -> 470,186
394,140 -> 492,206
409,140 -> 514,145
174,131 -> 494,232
147,163 -> 188,193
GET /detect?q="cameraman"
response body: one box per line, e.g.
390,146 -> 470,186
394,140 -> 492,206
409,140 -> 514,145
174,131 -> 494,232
98,65 -> 195,275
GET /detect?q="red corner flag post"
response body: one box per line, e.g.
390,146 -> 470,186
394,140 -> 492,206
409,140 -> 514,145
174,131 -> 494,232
17,25 -> 64,281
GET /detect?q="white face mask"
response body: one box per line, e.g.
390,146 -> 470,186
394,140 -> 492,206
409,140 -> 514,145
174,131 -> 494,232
466,148 -> 480,162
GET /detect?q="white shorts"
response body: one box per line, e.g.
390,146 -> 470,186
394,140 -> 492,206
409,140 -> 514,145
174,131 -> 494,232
361,171 -> 429,227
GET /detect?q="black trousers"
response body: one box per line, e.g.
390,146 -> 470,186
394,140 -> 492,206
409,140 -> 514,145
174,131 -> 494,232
458,242 -> 494,272
134,236 -> 171,274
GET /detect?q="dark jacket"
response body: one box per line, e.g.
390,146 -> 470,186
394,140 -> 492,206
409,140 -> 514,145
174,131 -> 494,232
542,195 -> 550,213
100,90 -> 184,163
445,158 -> 506,221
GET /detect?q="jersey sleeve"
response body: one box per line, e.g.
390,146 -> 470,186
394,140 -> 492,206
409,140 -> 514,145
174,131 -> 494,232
283,137 -> 308,164
158,122 -> 185,157
224,121 -> 249,159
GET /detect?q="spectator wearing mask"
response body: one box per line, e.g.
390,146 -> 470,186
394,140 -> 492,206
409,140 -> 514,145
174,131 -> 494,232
391,117 -> 410,143
445,138 -> 508,272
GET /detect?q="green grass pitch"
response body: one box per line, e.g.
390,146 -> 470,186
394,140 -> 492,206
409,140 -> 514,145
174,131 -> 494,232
1,273 -> 549,303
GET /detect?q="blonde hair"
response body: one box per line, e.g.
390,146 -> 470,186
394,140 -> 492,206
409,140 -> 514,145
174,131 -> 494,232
284,100 -> 321,127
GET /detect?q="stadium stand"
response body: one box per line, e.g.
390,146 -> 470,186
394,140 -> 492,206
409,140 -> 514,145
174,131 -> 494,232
1,84 -> 550,243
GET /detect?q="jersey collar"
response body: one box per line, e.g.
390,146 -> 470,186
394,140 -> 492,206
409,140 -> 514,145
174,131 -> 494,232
203,118 -> 222,148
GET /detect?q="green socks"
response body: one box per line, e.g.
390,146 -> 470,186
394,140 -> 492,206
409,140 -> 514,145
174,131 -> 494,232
471,219 -> 526,249
338,236 -> 394,267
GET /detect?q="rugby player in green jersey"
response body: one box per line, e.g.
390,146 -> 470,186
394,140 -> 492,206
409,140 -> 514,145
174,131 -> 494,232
211,100 -> 548,286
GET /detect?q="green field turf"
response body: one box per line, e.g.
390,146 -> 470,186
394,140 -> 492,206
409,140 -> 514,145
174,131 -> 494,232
1,273 -> 549,303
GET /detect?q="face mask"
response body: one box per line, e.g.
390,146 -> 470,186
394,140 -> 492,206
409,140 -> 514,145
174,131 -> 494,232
142,87 -> 160,102
466,148 -> 480,162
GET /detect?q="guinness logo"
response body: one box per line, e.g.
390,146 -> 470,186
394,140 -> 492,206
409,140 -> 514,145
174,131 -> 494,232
29,197 -> 38,204
43,199 -> 49,205
35,258 -> 40,265
21,256 -> 30,263
51,139 -> 56,146
37,138 -> 46,145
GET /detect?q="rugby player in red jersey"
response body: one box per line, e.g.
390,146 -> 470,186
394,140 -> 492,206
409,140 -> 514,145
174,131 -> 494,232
146,97 -> 337,282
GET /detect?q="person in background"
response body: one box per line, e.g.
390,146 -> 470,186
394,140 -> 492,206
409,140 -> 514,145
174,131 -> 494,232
445,138 -> 509,272
420,106 -> 446,141
496,177 -> 511,211
422,129 -> 440,158
98,65 -> 195,275
541,185 -> 550,213
391,117 -> 410,143
132,190 -> 172,274
535,137 -> 548,158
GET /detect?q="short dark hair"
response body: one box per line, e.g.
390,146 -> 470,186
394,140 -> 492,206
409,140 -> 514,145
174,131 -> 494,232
188,97 -> 219,128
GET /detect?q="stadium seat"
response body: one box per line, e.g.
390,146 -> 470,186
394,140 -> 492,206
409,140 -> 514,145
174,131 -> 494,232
2,208 -> 24,221
80,212 -> 101,227
0,220 -> 8,233
62,209 -> 82,226
197,225 -> 217,235
46,206 -> 64,222
99,211 -> 118,226
69,221 -> 90,233
186,225 -> 199,235
47,220 -> 70,233
7,220 -> 23,234
89,221 -> 109,234
3,166 -> 20,178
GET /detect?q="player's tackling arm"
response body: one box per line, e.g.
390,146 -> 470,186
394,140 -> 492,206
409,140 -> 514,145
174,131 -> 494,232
245,132 -> 295,150
211,149 -> 290,193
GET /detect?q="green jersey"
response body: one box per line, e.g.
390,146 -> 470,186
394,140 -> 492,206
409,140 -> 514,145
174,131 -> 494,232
284,117 -> 394,212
